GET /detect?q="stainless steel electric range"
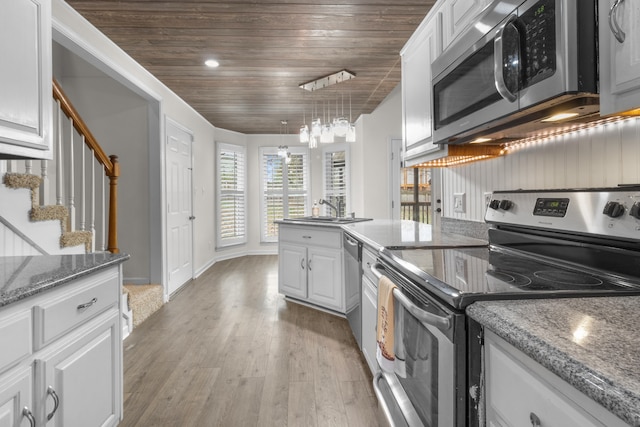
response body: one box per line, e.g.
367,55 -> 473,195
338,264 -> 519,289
372,187 -> 640,427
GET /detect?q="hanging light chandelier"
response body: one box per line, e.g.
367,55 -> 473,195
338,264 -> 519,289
298,70 -> 356,146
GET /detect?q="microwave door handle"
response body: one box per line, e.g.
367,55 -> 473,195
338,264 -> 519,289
609,0 -> 626,43
370,264 -> 452,330
494,14 -> 518,102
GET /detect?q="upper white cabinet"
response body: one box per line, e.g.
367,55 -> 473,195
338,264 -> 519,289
441,0 -> 489,49
599,0 -> 640,115
0,0 -> 52,159
401,9 -> 444,164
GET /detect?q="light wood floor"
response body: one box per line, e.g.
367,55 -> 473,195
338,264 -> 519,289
120,255 -> 381,427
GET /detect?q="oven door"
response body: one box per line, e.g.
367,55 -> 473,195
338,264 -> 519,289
371,263 -> 466,427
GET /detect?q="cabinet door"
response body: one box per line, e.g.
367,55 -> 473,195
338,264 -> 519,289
0,0 -> 52,159
38,311 -> 121,427
278,243 -> 308,299
402,16 -> 447,164
441,0 -> 488,49
307,247 -> 344,312
599,0 -> 640,115
0,366 -> 33,427
361,275 -> 379,376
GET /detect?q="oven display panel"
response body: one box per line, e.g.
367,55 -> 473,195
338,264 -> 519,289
533,198 -> 569,217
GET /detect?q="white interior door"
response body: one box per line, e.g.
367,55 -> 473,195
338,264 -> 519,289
166,119 -> 193,295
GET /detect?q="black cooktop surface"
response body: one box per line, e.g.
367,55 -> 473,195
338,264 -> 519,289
380,245 -> 640,309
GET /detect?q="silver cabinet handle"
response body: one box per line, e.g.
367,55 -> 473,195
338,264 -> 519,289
370,264 -> 452,330
77,297 -> 97,310
308,259 -> 312,271
302,235 -> 312,239
530,412 -> 541,427
22,407 -> 35,427
47,386 -> 60,421
494,14 -> 519,102
609,0 -> 626,43
189,216 -> 196,220
300,258 -> 305,270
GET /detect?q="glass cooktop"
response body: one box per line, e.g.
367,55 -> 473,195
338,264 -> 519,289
380,245 -> 640,310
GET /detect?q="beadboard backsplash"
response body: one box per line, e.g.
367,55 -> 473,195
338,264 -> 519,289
441,117 -> 640,222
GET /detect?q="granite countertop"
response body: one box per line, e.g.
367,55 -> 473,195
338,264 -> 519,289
342,219 -> 488,250
467,298 -> 640,426
0,253 -> 130,308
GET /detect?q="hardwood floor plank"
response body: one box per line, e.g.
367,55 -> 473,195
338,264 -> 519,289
120,255 -> 381,426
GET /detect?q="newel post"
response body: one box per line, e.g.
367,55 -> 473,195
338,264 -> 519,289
107,155 -> 120,253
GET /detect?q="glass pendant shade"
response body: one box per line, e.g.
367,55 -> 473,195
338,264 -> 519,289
311,118 -> 322,138
320,123 -> 334,143
299,124 -> 309,143
333,117 -> 349,137
346,123 -> 356,142
309,135 -> 318,149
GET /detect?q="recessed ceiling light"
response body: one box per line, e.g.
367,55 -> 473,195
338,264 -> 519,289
205,59 -> 219,68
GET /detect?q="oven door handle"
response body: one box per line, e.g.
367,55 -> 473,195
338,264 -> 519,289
371,264 -> 452,331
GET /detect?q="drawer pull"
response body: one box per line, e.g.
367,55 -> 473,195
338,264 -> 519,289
529,412 -> 541,427
22,407 -> 35,427
302,235 -> 312,239
77,297 -> 98,311
47,386 -> 60,421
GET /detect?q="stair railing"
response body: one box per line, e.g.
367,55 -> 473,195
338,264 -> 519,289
52,79 -> 119,253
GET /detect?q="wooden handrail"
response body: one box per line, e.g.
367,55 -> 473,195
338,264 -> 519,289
52,79 -> 119,253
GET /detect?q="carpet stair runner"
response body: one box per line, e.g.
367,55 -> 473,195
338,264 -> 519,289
122,284 -> 164,333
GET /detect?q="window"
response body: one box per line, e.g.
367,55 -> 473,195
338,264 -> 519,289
260,146 -> 309,242
216,143 -> 246,247
322,144 -> 350,217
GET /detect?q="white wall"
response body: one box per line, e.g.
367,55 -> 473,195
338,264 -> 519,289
352,85 -> 403,219
441,117 -> 640,221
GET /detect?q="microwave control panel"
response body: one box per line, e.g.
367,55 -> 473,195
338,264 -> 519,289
519,0 -> 556,88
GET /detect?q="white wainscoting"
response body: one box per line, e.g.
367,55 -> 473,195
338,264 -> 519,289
442,117 -> 640,222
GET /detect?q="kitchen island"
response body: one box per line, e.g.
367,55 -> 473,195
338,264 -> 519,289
0,252 -> 128,427
468,298 -> 640,426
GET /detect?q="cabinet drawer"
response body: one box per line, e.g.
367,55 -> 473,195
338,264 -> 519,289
486,335 -> 606,427
279,225 -> 341,248
0,309 -> 31,374
34,269 -> 119,349
362,247 -> 378,284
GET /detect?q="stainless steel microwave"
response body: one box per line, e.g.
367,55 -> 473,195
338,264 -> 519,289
431,0 -> 598,146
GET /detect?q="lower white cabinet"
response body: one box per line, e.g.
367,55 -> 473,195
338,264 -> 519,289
485,330 -> 627,427
0,266 -> 123,427
278,224 -> 344,313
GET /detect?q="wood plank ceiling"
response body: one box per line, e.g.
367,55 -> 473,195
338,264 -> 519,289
65,0 -> 435,134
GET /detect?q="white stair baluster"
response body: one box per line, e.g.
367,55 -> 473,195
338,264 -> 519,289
56,99 -> 63,206
68,118 -> 75,231
90,153 -> 95,252
101,172 -> 106,251
39,160 -> 49,207
80,137 -> 86,231
7,160 -> 17,173
24,160 -> 32,175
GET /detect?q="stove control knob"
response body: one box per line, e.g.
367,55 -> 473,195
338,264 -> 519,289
630,202 -> 640,220
499,199 -> 513,210
603,201 -> 625,218
489,200 -> 501,210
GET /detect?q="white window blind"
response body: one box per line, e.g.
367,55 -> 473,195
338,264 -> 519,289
323,144 -> 350,217
217,143 -> 247,247
260,146 -> 309,242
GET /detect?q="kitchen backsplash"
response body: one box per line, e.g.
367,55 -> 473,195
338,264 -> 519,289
441,116 -> 640,222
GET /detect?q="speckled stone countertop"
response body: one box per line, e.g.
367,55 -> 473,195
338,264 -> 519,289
467,298 -> 640,426
342,219 -> 488,250
0,253 -> 130,308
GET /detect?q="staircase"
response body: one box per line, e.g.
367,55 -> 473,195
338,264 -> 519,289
0,79 -> 119,256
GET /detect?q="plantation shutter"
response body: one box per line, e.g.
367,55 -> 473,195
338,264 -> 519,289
217,143 -> 246,247
260,146 -> 309,242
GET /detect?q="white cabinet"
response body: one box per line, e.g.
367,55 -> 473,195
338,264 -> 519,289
0,266 -> 123,427
441,0 -> 489,49
361,247 -> 379,375
401,11 -> 444,164
484,330 -> 628,427
0,0 -> 52,159
278,224 -> 345,313
599,0 -> 640,115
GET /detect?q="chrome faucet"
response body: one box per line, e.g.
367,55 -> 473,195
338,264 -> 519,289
319,198 -> 342,218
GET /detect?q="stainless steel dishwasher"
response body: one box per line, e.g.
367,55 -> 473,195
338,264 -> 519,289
343,232 -> 362,349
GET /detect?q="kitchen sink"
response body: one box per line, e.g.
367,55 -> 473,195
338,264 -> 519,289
282,216 -> 372,224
